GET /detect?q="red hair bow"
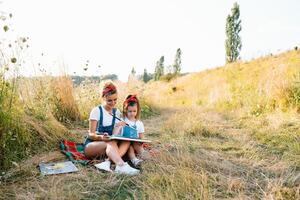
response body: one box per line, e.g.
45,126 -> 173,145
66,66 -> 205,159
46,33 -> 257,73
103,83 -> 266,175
124,95 -> 138,105
102,84 -> 116,97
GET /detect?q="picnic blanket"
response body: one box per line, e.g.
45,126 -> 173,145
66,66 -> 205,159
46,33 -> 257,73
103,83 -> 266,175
60,140 -> 159,165
60,140 -> 91,165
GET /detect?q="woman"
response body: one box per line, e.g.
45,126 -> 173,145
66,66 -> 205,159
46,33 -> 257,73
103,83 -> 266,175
83,82 -> 139,175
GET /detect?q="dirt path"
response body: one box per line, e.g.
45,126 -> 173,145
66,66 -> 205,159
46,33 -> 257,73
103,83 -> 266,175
0,108 -> 299,199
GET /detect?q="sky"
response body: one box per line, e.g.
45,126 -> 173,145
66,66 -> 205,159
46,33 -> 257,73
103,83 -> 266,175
1,0 -> 300,81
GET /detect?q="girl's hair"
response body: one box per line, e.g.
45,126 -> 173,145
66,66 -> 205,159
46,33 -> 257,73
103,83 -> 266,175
102,82 -> 117,97
123,95 -> 141,119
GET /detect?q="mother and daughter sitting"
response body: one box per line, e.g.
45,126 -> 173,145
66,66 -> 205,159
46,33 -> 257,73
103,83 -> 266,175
83,82 -> 146,175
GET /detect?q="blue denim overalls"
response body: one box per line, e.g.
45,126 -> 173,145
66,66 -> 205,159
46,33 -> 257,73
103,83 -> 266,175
84,106 -> 117,147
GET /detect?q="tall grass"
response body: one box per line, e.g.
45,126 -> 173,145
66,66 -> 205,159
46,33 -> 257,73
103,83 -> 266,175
144,50 -> 300,114
0,15 -> 32,170
1,59 -> 81,170
50,76 -> 81,123
287,71 -> 300,111
0,79 -> 30,170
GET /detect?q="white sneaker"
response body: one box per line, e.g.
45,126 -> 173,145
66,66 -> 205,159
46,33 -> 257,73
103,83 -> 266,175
94,160 -> 112,172
115,162 -> 140,175
131,158 -> 143,168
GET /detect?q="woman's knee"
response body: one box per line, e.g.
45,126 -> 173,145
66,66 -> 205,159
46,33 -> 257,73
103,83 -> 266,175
84,142 -> 107,158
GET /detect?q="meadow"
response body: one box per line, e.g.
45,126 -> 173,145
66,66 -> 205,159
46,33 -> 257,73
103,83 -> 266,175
0,50 -> 299,199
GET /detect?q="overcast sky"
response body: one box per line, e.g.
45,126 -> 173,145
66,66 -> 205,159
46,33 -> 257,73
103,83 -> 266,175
2,0 -> 300,81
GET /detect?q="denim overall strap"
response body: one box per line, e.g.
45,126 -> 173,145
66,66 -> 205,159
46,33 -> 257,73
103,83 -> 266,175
112,108 -> 116,127
84,107 -> 117,147
96,106 -> 117,135
97,106 -> 104,133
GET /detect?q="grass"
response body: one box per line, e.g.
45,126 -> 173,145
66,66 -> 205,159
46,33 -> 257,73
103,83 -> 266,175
144,50 -> 300,112
0,75 -> 82,170
1,107 -> 299,199
0,50 -> 300,199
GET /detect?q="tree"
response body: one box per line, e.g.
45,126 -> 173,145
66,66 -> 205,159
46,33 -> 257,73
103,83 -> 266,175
131,67 -> 136,76
143,69 -> 151,83
154,56 -> 164,81
225,2 -> 242,63
101,74 -> 118,81
173,48 -> 182,74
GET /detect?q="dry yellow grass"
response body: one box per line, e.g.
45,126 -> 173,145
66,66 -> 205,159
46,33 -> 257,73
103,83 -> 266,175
1,50 -> 300,199
1,106 -> 299,199
50,76 -> 81,123
144,50 -> 300,112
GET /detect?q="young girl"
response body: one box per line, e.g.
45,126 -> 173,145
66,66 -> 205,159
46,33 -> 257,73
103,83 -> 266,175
122,95 -> 146,167
83,83 -> 139,175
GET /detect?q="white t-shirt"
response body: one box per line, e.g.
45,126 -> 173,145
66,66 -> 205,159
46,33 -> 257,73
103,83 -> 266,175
124,117 -> 145,134
89,105 -> 121,127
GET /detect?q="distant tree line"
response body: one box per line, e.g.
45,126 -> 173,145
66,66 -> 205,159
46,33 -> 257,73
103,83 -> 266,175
71,74 -> 118,86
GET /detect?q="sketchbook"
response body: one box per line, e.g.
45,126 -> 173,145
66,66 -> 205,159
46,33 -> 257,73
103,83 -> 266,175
109,125 -> 151,142
121,125 -> 139,138
109,135 -> 151,143
39,161 -> 79,175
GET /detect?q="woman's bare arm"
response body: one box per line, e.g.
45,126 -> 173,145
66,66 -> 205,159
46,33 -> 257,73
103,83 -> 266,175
88,120 -> 104,141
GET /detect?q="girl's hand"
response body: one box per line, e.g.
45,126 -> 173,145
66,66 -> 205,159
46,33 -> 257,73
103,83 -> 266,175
139,133 -> 144,139
116,121 -> 126,127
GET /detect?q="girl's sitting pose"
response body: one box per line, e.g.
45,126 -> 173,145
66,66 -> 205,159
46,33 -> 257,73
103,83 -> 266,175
114,95 -> 145,167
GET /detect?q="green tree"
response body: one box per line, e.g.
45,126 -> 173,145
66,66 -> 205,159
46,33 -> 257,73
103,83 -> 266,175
225,2 -> 242,63
131,67 -> 136,76
154,56 -> 164,81
101,74 -> 118,81
173,48 -> 182,74
143,69 -> 151,83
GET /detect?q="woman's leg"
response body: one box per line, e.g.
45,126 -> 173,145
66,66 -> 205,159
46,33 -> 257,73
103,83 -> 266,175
84,141 -> 107,159
85,140 -> 131,166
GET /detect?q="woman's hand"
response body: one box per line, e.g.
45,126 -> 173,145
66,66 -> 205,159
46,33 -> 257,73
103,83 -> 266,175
101,133 -> 110,142
88,132 -> 110,142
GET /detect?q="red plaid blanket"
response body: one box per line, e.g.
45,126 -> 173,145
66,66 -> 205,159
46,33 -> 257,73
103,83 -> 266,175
60,140 -> 91,165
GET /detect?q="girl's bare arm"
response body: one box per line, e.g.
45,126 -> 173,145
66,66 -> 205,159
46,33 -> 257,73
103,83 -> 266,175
139,133 -> 144,139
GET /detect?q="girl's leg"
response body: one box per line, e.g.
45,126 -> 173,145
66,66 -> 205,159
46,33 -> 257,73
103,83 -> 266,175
128,144 -> 143,168
133,142 -> 144,155
117,141 -> 131,157
84,141 -> 107,159
127,145 -> 136,160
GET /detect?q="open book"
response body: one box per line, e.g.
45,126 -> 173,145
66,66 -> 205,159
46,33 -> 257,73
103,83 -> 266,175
109,125 -> 151,143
